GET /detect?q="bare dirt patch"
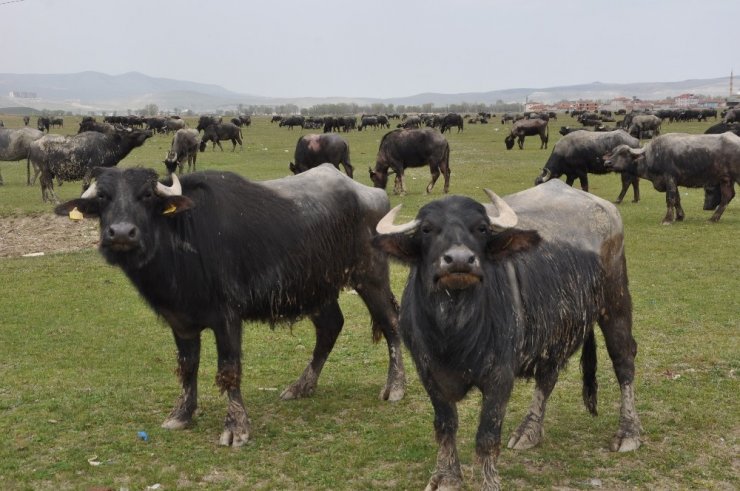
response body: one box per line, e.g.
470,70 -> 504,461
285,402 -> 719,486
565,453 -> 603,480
0,213 -> 99,258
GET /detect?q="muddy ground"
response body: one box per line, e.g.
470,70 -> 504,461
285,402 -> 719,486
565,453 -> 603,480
0,213 -> 99,258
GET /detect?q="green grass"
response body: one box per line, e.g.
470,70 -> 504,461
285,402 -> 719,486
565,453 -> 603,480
0,114 -> 738,490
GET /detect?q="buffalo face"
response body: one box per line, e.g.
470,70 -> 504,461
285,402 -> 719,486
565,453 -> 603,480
54,168 -> 193,269
373,192 -> 537,293
368,167 -> 388,189
504,134 -> 516,150
603,144 -> 642,173
703,185 -> 721,210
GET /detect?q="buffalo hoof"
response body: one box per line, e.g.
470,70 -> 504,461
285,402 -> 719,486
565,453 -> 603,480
161,416 -> 191,430
219,428 -> 250,447
379,383 -> 404,402
424,476 -> 463,491
280,380 -> 316,400
610,431 -> 641,452
507,414 -> 544,450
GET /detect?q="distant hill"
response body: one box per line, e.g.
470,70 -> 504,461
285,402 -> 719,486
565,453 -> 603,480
0,71 -> 733,113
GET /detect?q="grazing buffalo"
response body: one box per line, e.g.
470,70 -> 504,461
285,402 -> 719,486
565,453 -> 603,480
369,128 -> 450,195
199,123 -> 243,152
29,127 -> 153,202
164,129 -> 201,174
196,115 -> 222,132
279,116 -> 305,129
289,133 -> 353,177
439,113 -> 464,133
628,114 -> 661,139
372,180 -> 641,490
50,117 -> 64,128
358,115 -> 379,131
54,164 -> 406,447
164,117 -> 187,134
397,116 -> 421,129
535,130 -> 642,203
504,118 -> 549,150
23,116 -> 30,126
0,127 -> 45,185
270,115 -> 283,123
604,132 -> 740,223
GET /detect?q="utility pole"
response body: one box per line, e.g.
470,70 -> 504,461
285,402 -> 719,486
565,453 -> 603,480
730,69 -> 734,97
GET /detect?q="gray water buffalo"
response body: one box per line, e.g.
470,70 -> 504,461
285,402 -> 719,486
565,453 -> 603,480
164,129 -> 201,174
504,118 -> 549,150
604,132 -> 740,223
0,127 -> 45,185
289,133 -> 353,177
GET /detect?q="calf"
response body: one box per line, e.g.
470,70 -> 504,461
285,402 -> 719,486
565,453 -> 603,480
504,118 -> 549,150
604,132 -> 740,223
373,180 -> 641,490
164,129 -> 201,174
54,164 -> 406,447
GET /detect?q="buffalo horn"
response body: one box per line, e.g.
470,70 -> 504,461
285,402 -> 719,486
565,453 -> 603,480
483,189 -> 518,231
540,168 -> 552,182
81,181 -> 97,199
376,204 -> 420,234
155,173 -> 182,197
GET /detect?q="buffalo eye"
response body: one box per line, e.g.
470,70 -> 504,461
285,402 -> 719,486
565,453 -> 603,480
476,223 -> 489,235
421,224 -> 433,235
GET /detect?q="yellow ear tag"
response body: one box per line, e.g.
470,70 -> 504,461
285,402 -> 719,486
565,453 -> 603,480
163,203 -> 177,215
69,207 -> 84,221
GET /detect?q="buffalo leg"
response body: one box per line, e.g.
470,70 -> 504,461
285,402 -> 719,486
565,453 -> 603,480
426,165 -> 441,194
507,368 -> 558,450
213,316 -> 250,447
425,397 -> 463,491
565,175 -> 577,187
662,180 -> 679,224
710,176 -> 736,222
353,270 -> 406,401
476,377 -> 515,491
162,332 -> 201,430
442,164 -> 451,194
280,299 -> 344,400
599,268 -> 641,452
578,173 -> 590,193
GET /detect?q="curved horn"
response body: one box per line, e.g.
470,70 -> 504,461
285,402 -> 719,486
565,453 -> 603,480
81,181 -> 97,199
540,168 -> 552,182
483,189 -> 518,231
376,204 -> 420,235
155,173 -> 182,197
628,146 -> 646,156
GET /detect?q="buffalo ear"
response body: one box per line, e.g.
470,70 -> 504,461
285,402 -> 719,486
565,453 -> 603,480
159,195 -> 195,216
372,233 -> 420,263
486,229 -> 541,260
54,198 -> 100,218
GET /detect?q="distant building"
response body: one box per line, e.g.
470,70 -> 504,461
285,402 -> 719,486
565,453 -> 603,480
9,91 -> 38,99
675,93 -> 698,107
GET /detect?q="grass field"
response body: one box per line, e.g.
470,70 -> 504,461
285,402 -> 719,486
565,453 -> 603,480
0,114 -> 737,490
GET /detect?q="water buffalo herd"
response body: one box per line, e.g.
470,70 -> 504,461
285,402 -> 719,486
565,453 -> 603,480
3,108 -> 739,490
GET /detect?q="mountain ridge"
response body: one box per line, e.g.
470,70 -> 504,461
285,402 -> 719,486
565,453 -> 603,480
0,71 -> 733,113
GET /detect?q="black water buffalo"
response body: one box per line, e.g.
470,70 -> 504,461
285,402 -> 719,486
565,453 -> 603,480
23,116 -> 30,126
29,128 -> 153,202
397,116 -> 421,129
704,121 -> 740,136
196,115 -> 222,132
270,115 -> 283,123
53,164 -> 406,447
372,180 -> 641,490
604,132 -> 740,223
369,128 -> 450,195
535,130 -> 642,203
504,118 -> 549,150
50,117 -> 64,128
628,114 -> 661,139
0,127 -> 45,185
439,113 -> 464,133
358,115 -> 379,131
289,133 -> 353,177
164,129 -> 201,174
279,116 -> 305,129
37,117 -> 51,133
199,123 -> 243,152
78,120 -> 117,134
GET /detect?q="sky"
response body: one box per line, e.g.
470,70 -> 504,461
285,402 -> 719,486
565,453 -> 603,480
2,0 -> 739,99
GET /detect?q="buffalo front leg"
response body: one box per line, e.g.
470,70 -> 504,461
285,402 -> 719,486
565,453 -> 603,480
662,180 -> 680,224
162,332 -> 201,430
425,398 -> 463,491
213,317 -> 250,447
280,299 -> 344,400
426,165 -> 441,194
478,377 -> 514,491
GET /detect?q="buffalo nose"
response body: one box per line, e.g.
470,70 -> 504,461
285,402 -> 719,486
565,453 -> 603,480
442,245 -> 477,268
106,222 -> 140,247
